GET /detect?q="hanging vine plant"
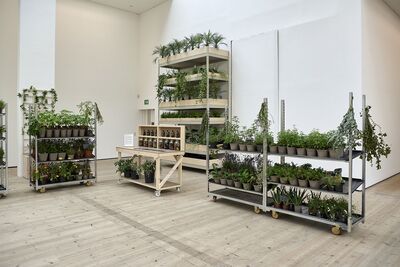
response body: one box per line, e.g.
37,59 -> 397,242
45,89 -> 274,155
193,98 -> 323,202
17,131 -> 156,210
17,86 -> 58,134
175,71 -> 187,101
156,74 -> 168,102
199,111 -> 209,145
361,106 -> 391,169
197,68 -> 208,100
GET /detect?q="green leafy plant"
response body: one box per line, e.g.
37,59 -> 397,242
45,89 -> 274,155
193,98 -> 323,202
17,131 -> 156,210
271,187 -> 282,205
141,160 -> 156,175
0,100 -> 6,111
292,189 -> 308,206
361,106 -> 391,169
305,130 -> 330,150
223,116 -> 241,144
0,147 -> 4,164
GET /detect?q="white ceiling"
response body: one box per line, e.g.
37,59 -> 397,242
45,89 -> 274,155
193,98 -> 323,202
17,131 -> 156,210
384,0 -> 400,17
90,0 -> 169,14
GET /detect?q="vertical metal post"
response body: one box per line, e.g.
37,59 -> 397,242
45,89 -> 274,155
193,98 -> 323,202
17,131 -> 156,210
157,61 -> 161,125
94,106 -> 98,183
262,98 -> 268,210
280,99 -> 285,164
34,104 -> 38,189
347,92 -> 353,233
361,94 -> 366,223
5,103 -> 8,191
229,40 -> 233,121
206,55 -> 210,180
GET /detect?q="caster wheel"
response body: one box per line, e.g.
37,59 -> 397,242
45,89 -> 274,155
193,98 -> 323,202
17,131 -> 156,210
212,196 -> 217,202
155,191 -> 161,197
85,181 -> 93,186
39,188 -> 46,193
254,206 -> 261,214
0,194 -> 4,199
176,187 -> 181,192
271,211 -> 279,219
331,226 -> 342,235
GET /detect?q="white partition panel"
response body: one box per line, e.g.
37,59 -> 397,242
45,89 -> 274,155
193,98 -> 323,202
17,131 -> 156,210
232,31 -> 279,132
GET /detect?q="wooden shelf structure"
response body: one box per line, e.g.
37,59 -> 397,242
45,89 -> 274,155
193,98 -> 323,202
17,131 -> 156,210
116,146 -> 184,197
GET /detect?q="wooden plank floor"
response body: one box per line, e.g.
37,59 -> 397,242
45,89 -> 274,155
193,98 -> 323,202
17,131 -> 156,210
0,159 -> 399,267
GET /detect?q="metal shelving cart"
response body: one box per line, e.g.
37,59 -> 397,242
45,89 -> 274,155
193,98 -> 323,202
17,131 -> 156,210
157,45 -> 231,171
0,103 -> 8,197
28,105 -> 98,193
209,94 -> 366,234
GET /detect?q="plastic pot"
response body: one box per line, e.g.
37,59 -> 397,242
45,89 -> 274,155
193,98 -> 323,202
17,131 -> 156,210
329,148 -> 344,159
49,153 -> 58,161
269,145 -> 278,154
309,180 -> 321,189
220,178 -> 227,185
39,128 -> 46,138
239,144 -> 247,151
243,183 -> 252,190
222,143 -> 230,150
213,178 -> 220,184
53,129 -> 61,138
317,149 -> 328,157
124,170 -> 133,178
234,181 -> 242,188
230,143 -> 239,150
60,128 -> 67,138
144,171 -> 155,183
289,178 -> 298,186
73,129 -> 79,137
294,205 -> 302,213
253,184 -> 262,192
79,129 -> 86,137
296,147 -> 306,156
38,153 -> 48,162
287,147 -> 296,155
227,179 -> 234,186
278,146 -> 287,154
46,129 -> 53,138
306,148 -> 316,157
270,176 -> 280,183
66,129 -> 72,137
246,144 -> 256,152
132,171 -> 139,180
280,177 -> 289,184
298,179 -> 309,187
58,153 -> 66,161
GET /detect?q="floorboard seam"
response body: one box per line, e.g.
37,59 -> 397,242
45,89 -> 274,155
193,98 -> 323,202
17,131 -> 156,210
75,194 -> 230,267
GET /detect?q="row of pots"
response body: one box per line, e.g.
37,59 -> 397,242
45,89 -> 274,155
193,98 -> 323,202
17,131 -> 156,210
269,176 -> 345,193
36,174 -> 94,185
271,204 -> 346,222
211,178 -> 263,192
37,151 -> 94,162
123,170 -> 155,184
38,127 -> 92,138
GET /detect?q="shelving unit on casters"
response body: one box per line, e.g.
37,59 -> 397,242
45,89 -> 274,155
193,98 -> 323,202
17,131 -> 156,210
0,103 -> 8,198
157,45 -> 231,170
28,105 -> 98,193
208,93 -> 367,235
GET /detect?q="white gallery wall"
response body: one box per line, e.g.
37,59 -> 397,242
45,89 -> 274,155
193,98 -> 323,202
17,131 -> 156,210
362,0 -> 400,185
55,0 -> 140,159
0,0 -> 19,167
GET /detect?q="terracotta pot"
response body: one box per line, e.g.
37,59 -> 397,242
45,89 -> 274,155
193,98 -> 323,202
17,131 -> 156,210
269,145 -> 278,154
296,147 -> 306,156
278,146 -> 287,154
306,148 -> 316,157
317,149 -> 328,158
287,147 -> 296,155
230,143 -> 239,150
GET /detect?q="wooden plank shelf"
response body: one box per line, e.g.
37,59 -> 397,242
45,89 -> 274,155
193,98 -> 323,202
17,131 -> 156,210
159,117 -> 225,125
159,47 -> 229,69
159,98 -> 228,110
164,72 -> 228,86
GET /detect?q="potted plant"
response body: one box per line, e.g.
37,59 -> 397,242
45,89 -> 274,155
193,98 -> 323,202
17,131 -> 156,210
254,131 -> 264,152
309,168 -> 324,189
57,141 -> 67,161
307,192 -> 322,216
240,169 -> 252,190
252,173 -> 263,192
304,130 -> 319,157
141,161 -> 156,183
271,187 -> 282,208
292,189 -> 308,213
269,165 -> 280,183
245,126 -> 256,152
294,132 -> 306,156
38,141 -> 49,162
115,158 -> 134,178
220,172 -> 227,185
48,163 -> 59,183
0,100 -> 5,113
226,173 -> 234,187
297,164 -> 310,187
66,147 -> 75,160
285,129 -> 301,155
239,127 -> 247,151
279,168 -> 290,184
48,141 -> 58,161
321,175 -> 335,191
332,174 -> 344,192
0,125 -> 6,139
327,130 -> 345,159
281,188 -> 292,210
210,163 -> 221,184
315,132 -> 329,157
289,173 -> 298,186
234,175 -> 242,189
277,130 -> 289,154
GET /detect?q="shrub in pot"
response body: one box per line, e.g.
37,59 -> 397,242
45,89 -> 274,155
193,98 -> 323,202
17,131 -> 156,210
307,192 -> 322,216
48,142 -> 58,161
289,176 -> 298,186
271,187 -> 282,209
115,158 -> 134,178
210,163 -> 221,184
252,173 -> 263,192
306,130 -> 330,157
66,147 -> 75,160
277,130 -> 290,154
239,169 -> 252,190
38,141 -> 49,162
308,168 -> 324,189
268,165 -> 281,183
142,160 -> 156,183
223,116 -> 240,150
332,174 -> 344,192
327,130 -> 345,159
304,130 -> 321,157
284,129 -> 302,155
292,189 -> 308,213
58,141 -> 67,161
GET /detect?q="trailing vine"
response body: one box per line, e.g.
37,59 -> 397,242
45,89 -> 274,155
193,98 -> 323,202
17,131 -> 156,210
156,74 -> 168,102
175,71 -> 187,101
197,68 -> 208,100
17,86 -> 58,134
199,111 -> 209,145
361,106 -> 391,169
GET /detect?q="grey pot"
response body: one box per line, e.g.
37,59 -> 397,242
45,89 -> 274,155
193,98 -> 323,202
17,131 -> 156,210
220,178 -> 227,185
53,129 -> 61,138
230,143 -> 239,150
294,205 -> 302,213
253,184 -> 262,192
213,178 -> 220,184
239,144 -> 247,151
298,179 -> 309,187
296,147 -> 306,156
67,154 -> 75,160
39,153 -> 48,162
234,181 -> 242,188
269,145 -> 278,154
49,153 -> 58,161
287,147 -> 296,155
309,180 -> 321,189
73,129 -> 79,137
278,146 -> 287,154
79,129 -> 86,137
317,149 -> 328,157
66,129 -> 72,137
306,148 -> 316,157
58,153 -> 66,161
289,178 -> 298,186
301,206 -> 309,214
227,179 -> 234,186
329,148 -> 344,159
270,176 -> 280,183
39,128 -> 46,138
243,183 -> 252,190
256,145 -> 263,152
46,129 -> 53,138
280,177 -> 289,184
60,129 -> 67,137
246,144 -> 256,152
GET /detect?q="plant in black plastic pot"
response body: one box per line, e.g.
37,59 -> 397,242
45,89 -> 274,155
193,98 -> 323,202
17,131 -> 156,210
114,158 -> 135,178
142,161 -> 156,183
